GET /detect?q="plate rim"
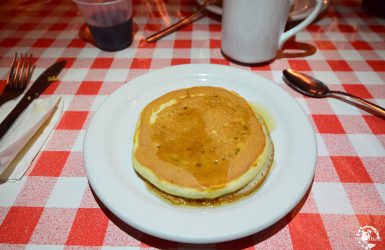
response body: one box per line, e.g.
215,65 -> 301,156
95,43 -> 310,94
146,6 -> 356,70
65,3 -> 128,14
84,64 -> 317,243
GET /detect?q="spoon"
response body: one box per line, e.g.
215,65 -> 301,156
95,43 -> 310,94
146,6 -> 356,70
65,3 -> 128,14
146,0 -> 218,43
283,69 -> 385,117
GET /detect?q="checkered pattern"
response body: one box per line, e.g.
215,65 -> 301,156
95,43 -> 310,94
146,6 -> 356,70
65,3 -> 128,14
0,0 -> 384,249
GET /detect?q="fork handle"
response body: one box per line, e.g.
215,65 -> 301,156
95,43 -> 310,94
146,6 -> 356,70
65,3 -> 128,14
0,96 -> 11,107
0,97 -> 5,107
0,96 -> 32,142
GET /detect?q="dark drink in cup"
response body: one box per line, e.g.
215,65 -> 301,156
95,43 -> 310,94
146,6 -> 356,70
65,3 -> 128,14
73,0 -> 133,52
362,0 -> 385,18
88,11 -> 133,51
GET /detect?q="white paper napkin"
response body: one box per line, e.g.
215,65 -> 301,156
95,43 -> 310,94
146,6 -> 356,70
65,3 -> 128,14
0,96 -> 63,181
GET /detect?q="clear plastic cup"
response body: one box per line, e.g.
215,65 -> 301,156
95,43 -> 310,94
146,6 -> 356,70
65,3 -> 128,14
73,0 -> 133,51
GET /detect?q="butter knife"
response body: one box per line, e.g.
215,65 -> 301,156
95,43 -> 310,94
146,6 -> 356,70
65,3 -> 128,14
0,60 -> 66,141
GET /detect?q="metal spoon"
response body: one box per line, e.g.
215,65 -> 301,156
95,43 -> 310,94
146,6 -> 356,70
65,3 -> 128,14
146,0 -> 217,43
283,69 -> 385,117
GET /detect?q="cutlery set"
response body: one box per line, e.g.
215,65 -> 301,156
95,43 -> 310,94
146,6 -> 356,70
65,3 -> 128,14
0,54 -> 66,141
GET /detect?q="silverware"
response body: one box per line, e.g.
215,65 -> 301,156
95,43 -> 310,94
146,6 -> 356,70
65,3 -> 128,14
0,53 -> 35,107
283,69 -> 385,117
146,0 -> 218,43
0,60 -> 66,141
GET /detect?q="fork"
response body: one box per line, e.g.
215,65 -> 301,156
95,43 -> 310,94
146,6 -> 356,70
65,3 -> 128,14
0,53 -> 35,107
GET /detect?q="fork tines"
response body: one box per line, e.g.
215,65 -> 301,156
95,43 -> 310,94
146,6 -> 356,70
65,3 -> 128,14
8,52 -> 35,89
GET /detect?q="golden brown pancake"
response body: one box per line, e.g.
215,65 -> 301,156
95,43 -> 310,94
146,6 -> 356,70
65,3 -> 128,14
132,86 -> 274,205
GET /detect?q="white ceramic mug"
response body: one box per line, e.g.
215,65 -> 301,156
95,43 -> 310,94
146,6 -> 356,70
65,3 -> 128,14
221,0 -> 323,64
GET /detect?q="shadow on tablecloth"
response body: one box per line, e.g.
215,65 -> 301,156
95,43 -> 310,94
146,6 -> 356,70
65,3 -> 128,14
90,180 -> 313,249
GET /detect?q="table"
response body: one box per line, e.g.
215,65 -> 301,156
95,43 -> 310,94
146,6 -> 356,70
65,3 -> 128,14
0,0 -> 384,249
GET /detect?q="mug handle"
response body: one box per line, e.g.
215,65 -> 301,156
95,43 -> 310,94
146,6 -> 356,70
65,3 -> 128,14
278,0 -> 324,49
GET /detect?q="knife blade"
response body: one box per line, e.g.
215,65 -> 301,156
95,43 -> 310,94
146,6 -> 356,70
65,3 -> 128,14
0,60 -> 66,141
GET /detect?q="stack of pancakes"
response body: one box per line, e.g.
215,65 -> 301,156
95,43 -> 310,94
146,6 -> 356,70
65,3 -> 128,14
133,86 -> 274,206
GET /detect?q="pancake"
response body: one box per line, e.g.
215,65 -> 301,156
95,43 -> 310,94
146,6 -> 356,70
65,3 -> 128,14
132,86 -> 274,205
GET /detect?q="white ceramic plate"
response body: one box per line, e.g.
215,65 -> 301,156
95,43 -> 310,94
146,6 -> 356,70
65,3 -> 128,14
197,0 -> 329,21
84,64 -> 317,244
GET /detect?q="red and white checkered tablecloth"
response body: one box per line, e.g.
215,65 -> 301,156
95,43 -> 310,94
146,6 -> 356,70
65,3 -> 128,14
0,0 -> 384,249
